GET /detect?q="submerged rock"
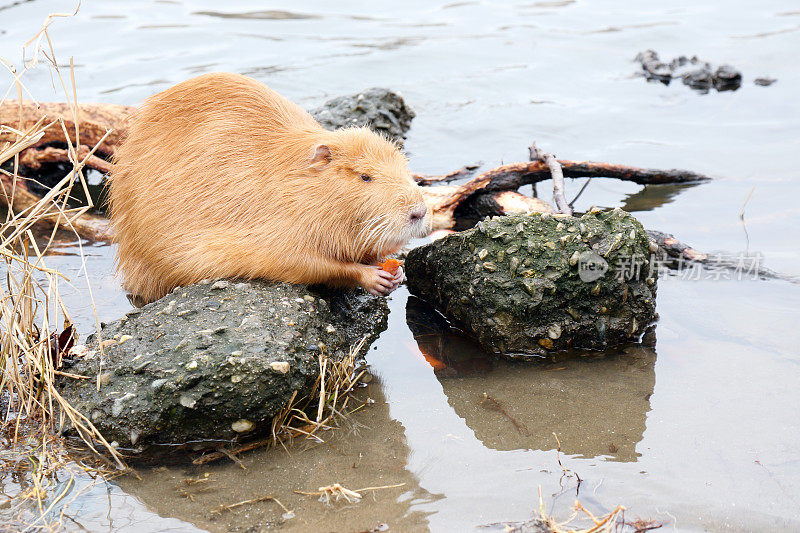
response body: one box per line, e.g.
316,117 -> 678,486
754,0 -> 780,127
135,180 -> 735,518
56,282 -> 387,451
405,209 -> 658,358
310,88 -> 416,142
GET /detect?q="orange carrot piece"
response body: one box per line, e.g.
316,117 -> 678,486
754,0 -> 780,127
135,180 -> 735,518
378,258 -> 402,275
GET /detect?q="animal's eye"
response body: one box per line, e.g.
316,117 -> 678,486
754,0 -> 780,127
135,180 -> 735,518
360,174 -> 373,182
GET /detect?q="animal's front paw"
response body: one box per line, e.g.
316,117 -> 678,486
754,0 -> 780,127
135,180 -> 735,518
389,266 -> 404,291
359,265 -> 398,296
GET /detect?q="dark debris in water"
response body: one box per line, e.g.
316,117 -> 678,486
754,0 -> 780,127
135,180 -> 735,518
754,77 -> 777,87
634,49 -> 773,93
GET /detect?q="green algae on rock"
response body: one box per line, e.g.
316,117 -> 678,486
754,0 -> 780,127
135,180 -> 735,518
56,281 -> 387,452
405,209 -> 658,358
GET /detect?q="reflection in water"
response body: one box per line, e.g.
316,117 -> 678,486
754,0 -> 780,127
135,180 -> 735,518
620,182 -> 699,213
406,296 -> 495,376
441,349 -> 655,461
407,297 -> 655,461
193,10 -> 320,21
0,464 -> 201,532
120,380 -> 440,532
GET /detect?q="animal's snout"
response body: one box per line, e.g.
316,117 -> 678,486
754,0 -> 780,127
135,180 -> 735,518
409,204 -> 428,223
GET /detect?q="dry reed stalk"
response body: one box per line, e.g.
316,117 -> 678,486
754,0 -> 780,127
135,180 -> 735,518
1,5 -> 124,530
277,336 -> 370,443
209,494 -> 293,516
482,486 -> 627,533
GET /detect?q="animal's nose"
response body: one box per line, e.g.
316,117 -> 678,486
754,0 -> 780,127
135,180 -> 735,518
410,205 -> 427,223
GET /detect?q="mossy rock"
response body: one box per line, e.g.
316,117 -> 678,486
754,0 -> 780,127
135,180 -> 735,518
56,281 -> 387,452
405,209 -> 658,358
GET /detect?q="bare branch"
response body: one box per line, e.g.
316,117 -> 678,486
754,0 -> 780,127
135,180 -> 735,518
529,141 -> 572,215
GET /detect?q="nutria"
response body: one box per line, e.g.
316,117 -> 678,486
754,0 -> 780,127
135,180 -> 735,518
108,73 -> 429,303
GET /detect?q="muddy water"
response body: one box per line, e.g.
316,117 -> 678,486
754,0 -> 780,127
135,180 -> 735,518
2,0 -> 800,531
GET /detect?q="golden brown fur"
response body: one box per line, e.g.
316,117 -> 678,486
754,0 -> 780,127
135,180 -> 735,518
108,73 -> 429,303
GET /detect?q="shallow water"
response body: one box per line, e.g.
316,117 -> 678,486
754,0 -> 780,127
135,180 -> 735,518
2,0 -> 800,531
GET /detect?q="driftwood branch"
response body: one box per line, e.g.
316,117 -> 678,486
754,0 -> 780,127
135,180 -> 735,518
646,230 -> 798,283
461,190 -> 554,219
529,142 -> 571,215
418,159 -> 708,230
20,145 -> 112,174
412,163 -> 481,185
450,160 -> 710,193
0,101 -> 134,157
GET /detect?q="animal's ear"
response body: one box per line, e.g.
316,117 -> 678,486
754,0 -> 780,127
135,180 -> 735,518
310,144 -> 332,168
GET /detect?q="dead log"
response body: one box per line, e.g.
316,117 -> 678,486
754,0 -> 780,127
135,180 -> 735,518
465,190 -> 554,218
449,190 -> 554,230
461,160 -> 709,193
417,160 -> 709,229
645,230 -> 797,283
0,174 -> 112,241
0,100 -> 134,157
20,145 -> 112,174
412,164 -> 481,185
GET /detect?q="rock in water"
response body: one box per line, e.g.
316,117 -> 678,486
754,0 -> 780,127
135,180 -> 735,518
310,88 -> 416,142
405,209 -> 658,358
56,282 -> 387,451
635,49 -> 744,93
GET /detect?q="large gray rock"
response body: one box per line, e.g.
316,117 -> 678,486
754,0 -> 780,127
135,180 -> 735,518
310,88 -> 415,142
57,281 -> 387,451
406,209 -> 658,358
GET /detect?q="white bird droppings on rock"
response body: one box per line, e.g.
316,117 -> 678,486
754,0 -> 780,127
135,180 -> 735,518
112,393 -> 136,417
270,361 -> 291,374
231,419 -> 254,433
179,394 -> 197,408
68,345 -> 90,358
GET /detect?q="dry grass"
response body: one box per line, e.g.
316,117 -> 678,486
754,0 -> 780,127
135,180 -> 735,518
295,482 -> 405,505
273,335 -> 371,445
481,485 -> 665,533
0,4 -> 122,529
